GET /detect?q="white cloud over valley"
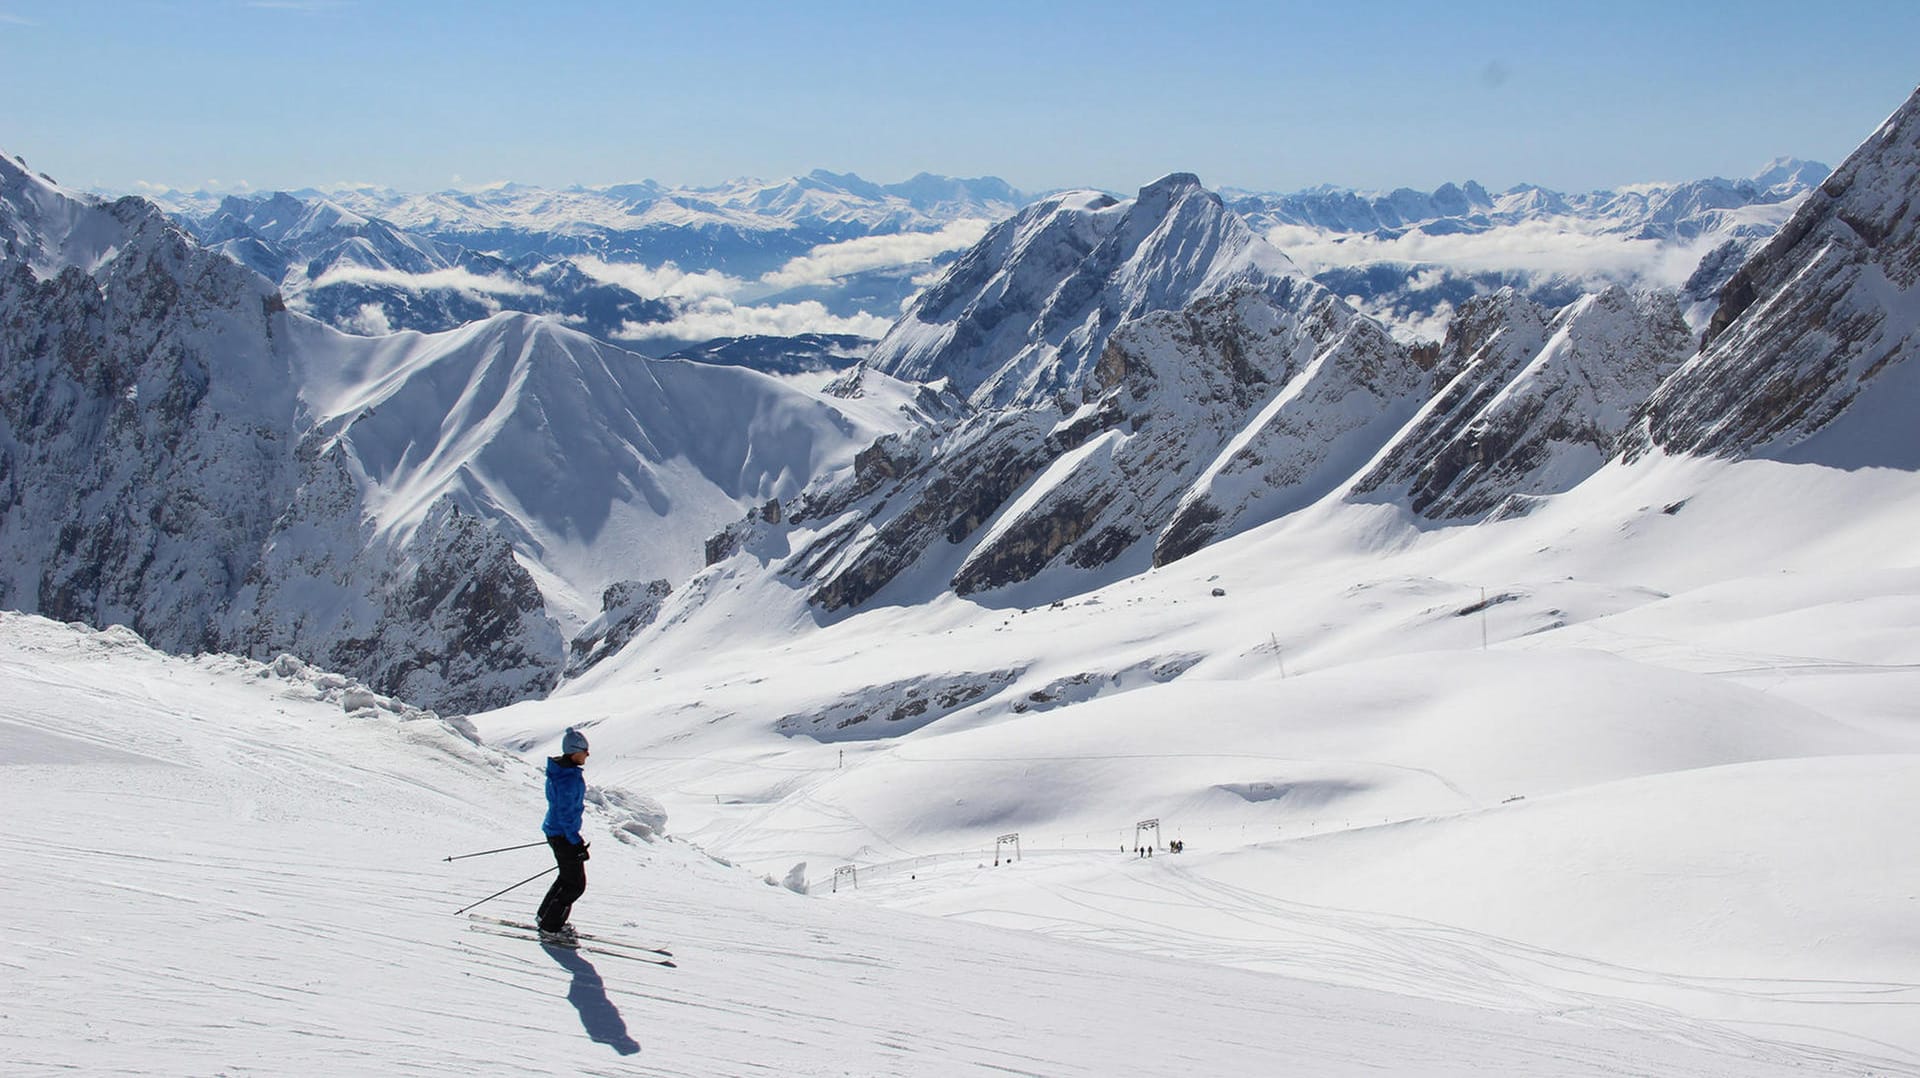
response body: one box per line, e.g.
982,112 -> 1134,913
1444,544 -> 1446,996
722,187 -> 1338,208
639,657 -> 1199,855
309,265 -> 542,297
619,298 -> 894,343
572,223 -> 992,344
1265,220 -> 1725,289
573,257 -> 743,301
758,219 -> 990,291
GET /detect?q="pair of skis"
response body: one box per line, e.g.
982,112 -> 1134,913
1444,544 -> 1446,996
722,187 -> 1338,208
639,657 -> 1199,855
466,914 -> 676,967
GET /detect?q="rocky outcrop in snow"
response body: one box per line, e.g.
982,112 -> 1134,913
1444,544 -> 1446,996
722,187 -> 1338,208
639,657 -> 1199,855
565,578 -> 673,679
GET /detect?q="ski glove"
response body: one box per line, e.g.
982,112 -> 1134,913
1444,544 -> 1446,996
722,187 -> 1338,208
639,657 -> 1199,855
573,842 -> 591,862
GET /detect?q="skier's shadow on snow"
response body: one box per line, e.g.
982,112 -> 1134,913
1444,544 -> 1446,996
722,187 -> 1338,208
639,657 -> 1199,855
543,944 -> 641,1056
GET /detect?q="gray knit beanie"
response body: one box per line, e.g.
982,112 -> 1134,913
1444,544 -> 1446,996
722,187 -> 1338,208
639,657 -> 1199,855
561,727 -> 589,755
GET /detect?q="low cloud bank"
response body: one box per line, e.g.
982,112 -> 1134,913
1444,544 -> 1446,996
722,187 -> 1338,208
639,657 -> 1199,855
309,265 -> 542,297
618,299 -> 893,343
572,257 -> 743,301
759,219 -> 989,290
1265,219 -> 1724,290
577,222 -> 989,342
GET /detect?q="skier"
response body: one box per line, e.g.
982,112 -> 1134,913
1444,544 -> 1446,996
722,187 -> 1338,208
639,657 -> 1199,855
536,727 -> 592,944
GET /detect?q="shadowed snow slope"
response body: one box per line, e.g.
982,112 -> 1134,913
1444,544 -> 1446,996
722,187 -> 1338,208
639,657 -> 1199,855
5,613 -> 1884,1077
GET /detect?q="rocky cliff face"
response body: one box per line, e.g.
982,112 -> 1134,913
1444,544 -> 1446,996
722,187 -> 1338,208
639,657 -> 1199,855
1630,87 -> 1920,468
0,158 -> 301,654
565,578 -> 674,678
1149,292 -> 1418,563
0,157 -> 565,711
735,239 -> 1427,608
1352,286 -> 1693,520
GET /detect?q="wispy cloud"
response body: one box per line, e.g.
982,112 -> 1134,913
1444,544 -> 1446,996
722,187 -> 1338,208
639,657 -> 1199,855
572,257 -> 743,301
310,265 -> 542,297
758,218 -> 990,290
0,12 -> 39,26
617,298 -> 893,343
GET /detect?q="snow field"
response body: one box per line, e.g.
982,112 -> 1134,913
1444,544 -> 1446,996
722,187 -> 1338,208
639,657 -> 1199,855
478,451 -> 1920,1066
9,614 -> 1884,1076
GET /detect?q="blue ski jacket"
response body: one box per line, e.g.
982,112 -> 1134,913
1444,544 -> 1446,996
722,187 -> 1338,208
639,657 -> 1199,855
542,756 -> 586,845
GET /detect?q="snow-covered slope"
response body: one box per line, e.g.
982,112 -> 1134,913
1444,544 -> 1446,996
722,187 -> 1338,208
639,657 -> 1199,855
452,91 -> 1920,1064
480,447 -> 1920,1069
1633,87 -> 1920,468
9,612 -> 1880,1077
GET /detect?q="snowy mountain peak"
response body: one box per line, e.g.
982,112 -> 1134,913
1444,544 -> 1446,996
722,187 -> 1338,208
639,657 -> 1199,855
865,173 -> 1301,407
1749,156 -> 1830,194
1137,171 -> 1206,201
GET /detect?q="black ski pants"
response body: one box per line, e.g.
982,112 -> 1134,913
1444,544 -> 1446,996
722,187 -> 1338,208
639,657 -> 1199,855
537,835 -> 587,931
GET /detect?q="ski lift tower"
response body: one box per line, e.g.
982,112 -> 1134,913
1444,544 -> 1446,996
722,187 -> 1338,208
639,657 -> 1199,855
832,865 -> 858,893
1134,818 -> 1160,851
994,833 -> 1021,866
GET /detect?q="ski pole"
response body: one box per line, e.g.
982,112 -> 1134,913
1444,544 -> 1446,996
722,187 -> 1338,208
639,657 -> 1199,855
454,866 -> 557,916
443,840 -> 549,863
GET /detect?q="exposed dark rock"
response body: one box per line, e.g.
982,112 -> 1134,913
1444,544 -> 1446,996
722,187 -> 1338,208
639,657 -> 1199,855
1632,86 -> 1920,468
774,669 -> 1021,741
566,578 -> 673,678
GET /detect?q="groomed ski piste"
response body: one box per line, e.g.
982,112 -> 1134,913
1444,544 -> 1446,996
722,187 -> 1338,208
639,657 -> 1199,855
5,447 -> 1918,1075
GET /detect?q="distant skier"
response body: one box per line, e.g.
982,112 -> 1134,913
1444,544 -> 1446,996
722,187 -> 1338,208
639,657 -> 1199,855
536,727 -> 592,944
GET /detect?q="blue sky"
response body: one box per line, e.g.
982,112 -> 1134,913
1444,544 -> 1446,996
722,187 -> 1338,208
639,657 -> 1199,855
3,0 -> 1916,196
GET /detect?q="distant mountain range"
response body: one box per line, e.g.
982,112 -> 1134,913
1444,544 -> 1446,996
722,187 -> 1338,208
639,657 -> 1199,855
129,161 -> 1826,362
